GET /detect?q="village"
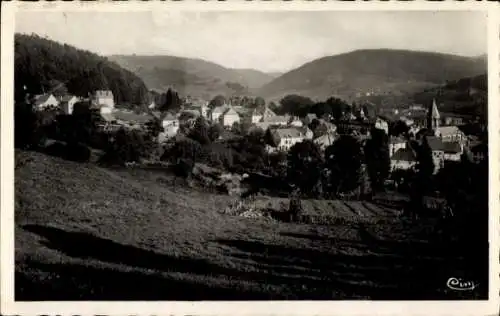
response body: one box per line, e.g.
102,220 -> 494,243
30,88 -> 488,178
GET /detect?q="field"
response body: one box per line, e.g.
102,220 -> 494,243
14,150 -> 487,300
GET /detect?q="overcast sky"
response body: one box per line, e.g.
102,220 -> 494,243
16,11 -> 487,73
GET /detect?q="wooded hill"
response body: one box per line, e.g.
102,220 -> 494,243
15,34 -> 150,108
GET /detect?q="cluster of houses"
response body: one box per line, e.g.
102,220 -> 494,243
388,99 -> 487,173
31,89 -> 487,174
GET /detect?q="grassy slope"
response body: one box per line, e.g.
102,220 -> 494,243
15,150 -> 485,300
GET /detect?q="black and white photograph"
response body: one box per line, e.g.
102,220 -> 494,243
1,1 -> 499,315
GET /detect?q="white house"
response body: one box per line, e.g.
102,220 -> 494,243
59,95 -> 79,115
389,136 -> 406,156
374,117 -> 389,135
436,126 -> 466,145
262,115 -> 289,127
273,127 -> 307,152
161,112 -> 179,135
210,105 -> 229,122
200,104 -> 209,118
93,90 -> 115,108
221,107 -> 241,127
289,116 -> 303,127
33,93 -> 59,110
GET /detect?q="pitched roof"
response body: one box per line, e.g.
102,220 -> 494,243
100,113 -> 115,122
263,115 -> 289,124
211,105 -> 229,115
391,147 -> 417,162
442,141 -> 462,154
253,106 -> 276,117
34,94 -> 55,106
59,95 -> 77,103
223,107 -> 239,116
273,127 -> 304,139
429,99 -> 440,119
437,126 -> 461,137
426,136 -> 444,151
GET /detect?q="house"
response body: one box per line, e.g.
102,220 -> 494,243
200,104 -> 209,118
262,115 -> 290,127
93,90 -> 115,108
390,147 -> 417,171
221,107 -> 241,127
160,112 -> 180,136
389,137 -> 406,156
440,112 -> 476,126
93,103 -> 114,115
425,136 -> 445,174
442,141 -> 463,162
251,106 -> 277,124
33,93 -> 59,110
210,105 -> 230,122
374,117 -> 389,134
271,127 -> 307,152
289,116 -> 303,127
436,126 -> 466,144
59,95 -> 79,115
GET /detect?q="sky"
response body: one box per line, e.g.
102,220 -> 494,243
15,11 -> 487,73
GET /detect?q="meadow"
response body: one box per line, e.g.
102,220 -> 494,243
15,150 -> 486,300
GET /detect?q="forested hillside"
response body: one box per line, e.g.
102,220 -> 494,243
15,34 -> 150,107
259,49 -> 486,102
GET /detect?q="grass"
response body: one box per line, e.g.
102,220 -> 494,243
15,150 -> 488,300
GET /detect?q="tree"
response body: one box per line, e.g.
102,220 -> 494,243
15,101 -> 46,149
254,96 -> 266,108
268,101 -> 279,113
364,128 -> 390,192
189,116 -> 211,145
287,140 -> 324,197
14,34 -> 149,106
208,95 -> 226,110
408,138 -> 435,217
159,88 -> 182,112
325,135 -> 363,196
264,128 -> 280,148
279,94 -> 314,116
389,120 -> 410,138
208,123 -> 224,142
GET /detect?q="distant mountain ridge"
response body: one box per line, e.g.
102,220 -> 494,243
258,49 -> 487,102
108,55 -> 280,99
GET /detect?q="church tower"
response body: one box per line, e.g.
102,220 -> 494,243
427,98 -> 440,132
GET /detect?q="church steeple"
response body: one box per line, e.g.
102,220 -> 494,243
427,98 -> 440,131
